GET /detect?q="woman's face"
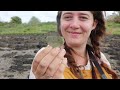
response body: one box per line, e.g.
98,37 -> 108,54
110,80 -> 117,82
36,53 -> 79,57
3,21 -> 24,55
60,11 -> 97,47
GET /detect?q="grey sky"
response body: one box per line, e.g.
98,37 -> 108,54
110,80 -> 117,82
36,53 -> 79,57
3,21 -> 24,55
0,11 -> 114,23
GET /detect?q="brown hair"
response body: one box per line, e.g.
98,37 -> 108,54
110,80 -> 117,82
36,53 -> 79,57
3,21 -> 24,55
56,11 -> 118,79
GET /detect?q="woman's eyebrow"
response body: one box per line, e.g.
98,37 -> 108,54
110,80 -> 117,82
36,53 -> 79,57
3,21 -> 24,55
78,13 -> 90,16
62,12 -> 73,16
62,12 -> 90,17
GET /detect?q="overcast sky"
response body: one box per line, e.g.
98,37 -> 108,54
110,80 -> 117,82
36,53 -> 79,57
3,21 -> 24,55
0,11 -> 114,23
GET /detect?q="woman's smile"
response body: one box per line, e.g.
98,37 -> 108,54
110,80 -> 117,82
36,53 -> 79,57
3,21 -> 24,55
67,31 -> 82,38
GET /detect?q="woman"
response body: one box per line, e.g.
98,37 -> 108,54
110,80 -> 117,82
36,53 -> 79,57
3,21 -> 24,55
29,11 -> 118,79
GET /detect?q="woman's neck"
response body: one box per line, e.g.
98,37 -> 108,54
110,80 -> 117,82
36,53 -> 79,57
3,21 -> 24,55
70,44 -> 88,66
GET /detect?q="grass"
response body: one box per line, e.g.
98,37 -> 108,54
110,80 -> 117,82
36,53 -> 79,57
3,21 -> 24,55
106,21 -> 120,35
0,21 -> 120,35
0,22 -> 57,35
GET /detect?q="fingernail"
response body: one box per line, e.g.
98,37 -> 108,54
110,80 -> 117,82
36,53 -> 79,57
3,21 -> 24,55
47,45 -> 52,49
61,49 -> 66,53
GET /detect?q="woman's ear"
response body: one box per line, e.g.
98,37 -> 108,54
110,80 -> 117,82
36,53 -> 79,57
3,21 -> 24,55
92,20 -> 98,30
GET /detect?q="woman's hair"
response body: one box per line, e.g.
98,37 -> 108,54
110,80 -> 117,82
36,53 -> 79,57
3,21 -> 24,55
56,11 -> 107,78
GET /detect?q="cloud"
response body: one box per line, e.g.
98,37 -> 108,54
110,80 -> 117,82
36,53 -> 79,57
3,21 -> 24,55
106,11 -> 114,16
0,11 -> 58,23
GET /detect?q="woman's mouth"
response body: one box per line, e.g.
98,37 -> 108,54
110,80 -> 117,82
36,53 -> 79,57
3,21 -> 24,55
70,32 -> 81,34
67,31 -> 82,38
68,31 -> 82,34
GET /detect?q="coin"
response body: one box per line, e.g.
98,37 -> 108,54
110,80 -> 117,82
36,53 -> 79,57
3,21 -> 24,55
46,36 -> 64,48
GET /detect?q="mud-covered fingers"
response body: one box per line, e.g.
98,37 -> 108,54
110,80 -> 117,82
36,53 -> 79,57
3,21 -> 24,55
34,47 -> 61,78
53,58 -> 67,79
32,45 -> 53,73
45,49 -> 66,76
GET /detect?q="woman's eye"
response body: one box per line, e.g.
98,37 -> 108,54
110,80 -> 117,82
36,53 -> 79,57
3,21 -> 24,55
79,17 -> 88,20
64,16 -> 72,20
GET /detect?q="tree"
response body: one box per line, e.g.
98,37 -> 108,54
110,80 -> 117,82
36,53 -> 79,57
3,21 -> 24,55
28,16 -> 41,25
117,11 -> 120,16
10,16 -> 22,24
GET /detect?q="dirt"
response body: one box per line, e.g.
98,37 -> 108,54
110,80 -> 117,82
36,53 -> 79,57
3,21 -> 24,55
0,32 -> 120,79
100,35 -> 120,78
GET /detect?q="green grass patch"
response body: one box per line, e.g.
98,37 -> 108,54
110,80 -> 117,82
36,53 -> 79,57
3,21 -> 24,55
0,21 -> 120,35
106,21 -> 120,35
0,22 -> 57,35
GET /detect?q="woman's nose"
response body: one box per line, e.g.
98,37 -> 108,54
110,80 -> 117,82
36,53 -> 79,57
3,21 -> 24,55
69,18 -> 80,30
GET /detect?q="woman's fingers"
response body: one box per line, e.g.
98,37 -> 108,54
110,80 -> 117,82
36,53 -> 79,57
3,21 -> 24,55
34,47 -> 61,78
45,49 -> 66,77
32,46 -> 52,74
53,58 -> 67,79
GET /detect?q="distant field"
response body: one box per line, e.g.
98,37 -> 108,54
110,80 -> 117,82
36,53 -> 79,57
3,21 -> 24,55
0,22 -> 57,35
106,21 -> 120,35
0,21 -> 120,35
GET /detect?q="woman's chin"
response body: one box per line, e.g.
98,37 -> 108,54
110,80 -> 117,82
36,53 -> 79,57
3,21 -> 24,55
67,42 -> 82,47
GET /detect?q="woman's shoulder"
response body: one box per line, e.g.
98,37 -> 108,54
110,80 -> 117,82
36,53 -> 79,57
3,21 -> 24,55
100,52 -> 111,68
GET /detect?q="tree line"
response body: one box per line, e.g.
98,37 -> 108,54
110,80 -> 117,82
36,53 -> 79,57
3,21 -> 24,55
0,16 -> 42,26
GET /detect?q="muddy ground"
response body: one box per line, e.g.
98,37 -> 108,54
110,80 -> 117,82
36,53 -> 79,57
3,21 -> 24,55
0,32 -> 120,79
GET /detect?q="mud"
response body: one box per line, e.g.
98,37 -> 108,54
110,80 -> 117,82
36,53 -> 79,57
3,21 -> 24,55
0,32 -> 120,79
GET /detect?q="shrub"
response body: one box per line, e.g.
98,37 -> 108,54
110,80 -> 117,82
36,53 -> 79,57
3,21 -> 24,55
114,16 -> 120,23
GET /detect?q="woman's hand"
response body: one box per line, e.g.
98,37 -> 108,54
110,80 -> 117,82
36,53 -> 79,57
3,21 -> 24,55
32,45 -> 67,79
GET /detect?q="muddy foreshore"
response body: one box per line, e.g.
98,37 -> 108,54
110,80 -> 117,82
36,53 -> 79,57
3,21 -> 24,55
0,32 -> 120,79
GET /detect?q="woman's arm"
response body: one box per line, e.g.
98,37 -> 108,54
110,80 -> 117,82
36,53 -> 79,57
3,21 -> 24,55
29,67 -> 36,79
100,52 -> 111,68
